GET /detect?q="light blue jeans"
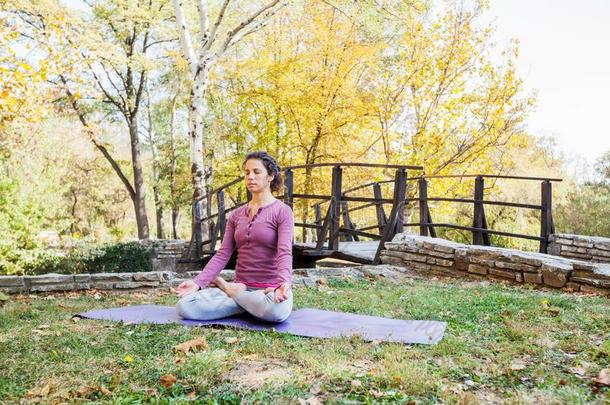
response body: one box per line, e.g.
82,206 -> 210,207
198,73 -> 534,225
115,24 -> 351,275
176,286 -> 293,323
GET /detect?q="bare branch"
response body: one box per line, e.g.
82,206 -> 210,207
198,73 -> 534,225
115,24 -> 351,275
202,0 -> 231,53
218,0 -> 283,56
172,0 -> 198,72
198,0 -> 210,47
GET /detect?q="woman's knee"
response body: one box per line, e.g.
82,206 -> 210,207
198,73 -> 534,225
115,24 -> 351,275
258,295 -> 293,323
175,295 -> 197,319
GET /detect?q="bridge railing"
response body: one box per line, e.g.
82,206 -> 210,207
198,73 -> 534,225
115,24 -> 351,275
182,162 -> 424,261
408,174 -> 562,253
182,163 -> 562,263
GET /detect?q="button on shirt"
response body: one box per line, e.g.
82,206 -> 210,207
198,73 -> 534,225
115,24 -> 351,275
194,199 -> 294,289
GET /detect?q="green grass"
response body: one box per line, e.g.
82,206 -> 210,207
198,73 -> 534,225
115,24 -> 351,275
1,278 -> 609,404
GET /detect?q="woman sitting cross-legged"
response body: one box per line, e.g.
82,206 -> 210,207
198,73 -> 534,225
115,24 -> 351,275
175,151 -> 294,323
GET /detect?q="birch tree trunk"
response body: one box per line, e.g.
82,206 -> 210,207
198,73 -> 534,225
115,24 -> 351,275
172,0 -> 286,203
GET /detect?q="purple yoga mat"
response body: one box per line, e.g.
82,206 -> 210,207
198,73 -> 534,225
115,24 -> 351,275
79,305 -> 447,345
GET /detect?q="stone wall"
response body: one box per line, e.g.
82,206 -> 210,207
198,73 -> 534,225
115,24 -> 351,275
0,265 -> 411,294
381,234 -> 610,296
548,233 -> 610,263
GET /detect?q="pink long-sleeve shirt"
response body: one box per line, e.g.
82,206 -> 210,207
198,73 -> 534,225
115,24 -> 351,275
193,199 -> 294,289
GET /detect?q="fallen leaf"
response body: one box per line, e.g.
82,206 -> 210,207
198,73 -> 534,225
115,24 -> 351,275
593,368 -> 610,386
26,383 -> 51,398
173,337 -> 208,355
186,391 -> 197,400
100,386 -> 112,396
570,367 -> 587,376
510,362 -> 526,371
224,337 -> 239,344
351,380 -> 362,388
159,374 -> 177,389
298,396 -> 323,405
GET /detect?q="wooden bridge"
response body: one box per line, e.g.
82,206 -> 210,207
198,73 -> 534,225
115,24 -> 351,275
180,162 -> 562,267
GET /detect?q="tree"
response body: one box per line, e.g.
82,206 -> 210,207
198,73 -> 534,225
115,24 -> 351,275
172,0 -> 287,201
4,0 -> 176,239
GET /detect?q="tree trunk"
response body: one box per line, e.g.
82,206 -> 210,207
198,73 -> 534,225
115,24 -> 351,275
169,95 -> 180,240
128,119 -> 150,239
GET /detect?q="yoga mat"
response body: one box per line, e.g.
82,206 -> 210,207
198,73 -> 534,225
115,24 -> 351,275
79,305 -> 447,345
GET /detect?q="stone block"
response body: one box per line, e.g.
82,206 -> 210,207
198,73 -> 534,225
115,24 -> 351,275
523,272 -> 543,284
488,268 -> 516,280
409,262 -> 431,272
152,258 -> 176,272
114,281 -> 160,289
380,255 -> 402,265
27,274 -> 74,285
74,274 -> 91,283
572,262 -> 596,271
565,282 -> 581,292
541,263 -> 572,288
515,272 -> 524,283
133,272 -> 164,282
468,264 -> 488,275
421,247 -> 454,258
495,261 -> 538,273
0,286 -> 26,294
0,276 -> 25,288
90,273 -> 133,282
394,251 -> 428,262
89,281 -> 115,290
547,244 -> 561,256
454,251 -> 469,271
30,283 -> 78,292
432,258 -> 454,267
570,277 -> 610,288
469,257 -> 496,267
592,249 -> 610,258
580,284 -> 610,296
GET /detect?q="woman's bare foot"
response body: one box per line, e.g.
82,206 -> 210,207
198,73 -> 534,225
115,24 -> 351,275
213,277 -> 247,298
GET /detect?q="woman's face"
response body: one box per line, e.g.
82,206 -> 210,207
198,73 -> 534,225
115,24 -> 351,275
244,158 -> 274,193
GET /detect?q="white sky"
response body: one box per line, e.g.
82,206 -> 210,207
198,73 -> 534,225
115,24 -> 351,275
486,0 -> 610,170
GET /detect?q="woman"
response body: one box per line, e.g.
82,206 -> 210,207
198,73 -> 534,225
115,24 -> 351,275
175,151 -> 294,323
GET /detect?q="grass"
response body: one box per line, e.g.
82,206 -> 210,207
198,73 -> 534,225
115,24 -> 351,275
1,276 -> 609,404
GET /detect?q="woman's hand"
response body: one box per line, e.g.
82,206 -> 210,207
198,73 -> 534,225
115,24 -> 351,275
273,282 -> 291,303
175,280 -> 200,297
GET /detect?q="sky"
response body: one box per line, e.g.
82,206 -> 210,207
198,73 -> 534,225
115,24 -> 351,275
485,0 -> 610,173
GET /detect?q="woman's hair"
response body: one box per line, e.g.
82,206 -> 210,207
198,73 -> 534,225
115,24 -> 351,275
243,151 -> 284,193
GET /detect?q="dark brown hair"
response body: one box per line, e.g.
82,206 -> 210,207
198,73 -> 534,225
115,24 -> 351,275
242,151 -> 284,193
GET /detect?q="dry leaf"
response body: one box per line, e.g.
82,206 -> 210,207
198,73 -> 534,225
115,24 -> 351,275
186,391 -> 197,400
224,337 -> 239,344
351,380 -> 362,388
159,374 -> 177,389
510,362 -> 526,371
593,368 -> 610,386
26,383 -> 51,398
173,337 -> 208,355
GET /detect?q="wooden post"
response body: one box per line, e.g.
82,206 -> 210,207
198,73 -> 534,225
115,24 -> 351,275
373,168 -> 406,264
418,177 -> 429,236
473,176 -> 486,245
314,203 -> 322,242
217,190 -> 226,241
373,182 -> 387,235
283,169 -> 293,209
341,201 -> 359,242
394,170 -> 407,235
193,200 -> 203,258
540,180 -> 553,253
329,165 -> 343,250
